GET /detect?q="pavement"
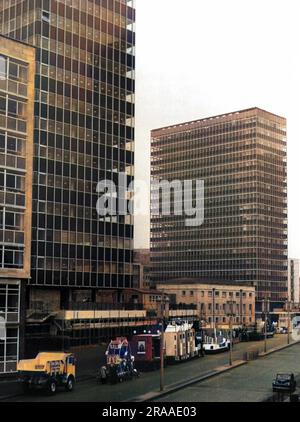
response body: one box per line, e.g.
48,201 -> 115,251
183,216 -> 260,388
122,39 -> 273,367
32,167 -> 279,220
0,333 -> 295,402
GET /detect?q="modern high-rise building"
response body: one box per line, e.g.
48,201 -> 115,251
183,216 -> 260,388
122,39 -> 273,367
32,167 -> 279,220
0,0 -> 136,315
151,108 -> 288,311
0,35 -> 35,373
288,259 -> 300,305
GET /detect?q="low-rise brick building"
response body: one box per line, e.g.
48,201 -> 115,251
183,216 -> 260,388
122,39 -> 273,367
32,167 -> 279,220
157,280 -> 256,328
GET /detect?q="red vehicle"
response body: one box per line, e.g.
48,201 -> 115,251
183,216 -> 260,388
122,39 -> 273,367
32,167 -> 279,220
130,334 -> 161,371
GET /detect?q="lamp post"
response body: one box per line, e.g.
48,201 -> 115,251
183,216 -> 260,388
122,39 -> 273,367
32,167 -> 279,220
229,312 -> 233,366
286,300 -> 291,345
226,301 -> 236,367
200,317 -> 205,357
160,294 -> 169,392
263,298 -> 270,354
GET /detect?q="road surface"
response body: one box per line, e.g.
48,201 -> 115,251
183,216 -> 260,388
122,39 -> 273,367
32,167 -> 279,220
0,334 -> 293,402
155,342 -> 300,402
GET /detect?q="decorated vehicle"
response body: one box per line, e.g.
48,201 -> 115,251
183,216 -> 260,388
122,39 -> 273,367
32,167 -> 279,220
97,337 -> 139,384
17,352 -> 76,394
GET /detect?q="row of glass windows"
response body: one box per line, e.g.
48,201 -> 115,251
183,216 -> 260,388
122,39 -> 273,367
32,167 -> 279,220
0,230 -> 24,245
0,77 -> 27,98
153,270 -> 287,278
33,229 -> 132,248
0,55 -> 28,83
153,154 -> 285,170
2,10 -> 133,47
37,65 -> 131,102
0,327 -> 19,374
0,209 -> 23,230
206,316 -> 253,324
153,116 -> 285,143
0,246 -> 23,268
181,290 -> 252,298
35,143 -> 133,166
0,284 -> 20,315
0,113 -> 27,134
37,92 -> 131,125
0,131 -> 26,157
29,272 -> 133,288
0,170 -> 25,192
1,0 -> 134,21
0,94 -> 27,121
31,257 -> 133,273
35,116 -> 134,143
152,129 -> 286,151
0,190 -> 25,207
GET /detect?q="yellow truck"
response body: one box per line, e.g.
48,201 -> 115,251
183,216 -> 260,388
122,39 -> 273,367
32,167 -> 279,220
17,352 -> 76,394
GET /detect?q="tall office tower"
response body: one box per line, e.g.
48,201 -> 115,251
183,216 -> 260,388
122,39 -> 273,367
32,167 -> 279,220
151,108 -> 287,311
288,259 -> 300,305
0,35 -> 35,373
0,1 -> 135,310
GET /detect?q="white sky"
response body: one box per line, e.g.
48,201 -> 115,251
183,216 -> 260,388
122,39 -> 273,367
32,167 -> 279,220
134,0 -> 300,258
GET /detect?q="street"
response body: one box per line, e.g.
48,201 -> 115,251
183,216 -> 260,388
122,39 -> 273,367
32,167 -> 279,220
0,334 -> 295,402
156,341 -> 300,402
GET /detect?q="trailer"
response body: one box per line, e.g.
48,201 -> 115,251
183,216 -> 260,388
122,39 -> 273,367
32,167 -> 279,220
164,321 -> 201,362
130,321 -> 203,370
17,352 -> 76,394
130,334 -> 161,371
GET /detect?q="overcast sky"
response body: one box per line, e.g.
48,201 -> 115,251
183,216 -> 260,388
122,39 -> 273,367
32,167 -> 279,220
134,0 -> 300,258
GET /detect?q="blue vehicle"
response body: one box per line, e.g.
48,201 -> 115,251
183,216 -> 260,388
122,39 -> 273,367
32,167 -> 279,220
97,337 -> 139,384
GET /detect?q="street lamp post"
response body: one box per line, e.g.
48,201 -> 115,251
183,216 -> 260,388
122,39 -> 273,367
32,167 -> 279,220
160,295 -> 169,392
159,322 -> 164,391
229,312 -> 233,366
200,317 -> 205,357
286,300 -> 291,345
263,298 -> 269,354
226,301 -> 236,367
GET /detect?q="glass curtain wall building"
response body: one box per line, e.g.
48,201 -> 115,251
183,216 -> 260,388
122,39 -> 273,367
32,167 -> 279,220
151,108 -> 287,311
0,35 -> 35,373
0,0 -> 135,309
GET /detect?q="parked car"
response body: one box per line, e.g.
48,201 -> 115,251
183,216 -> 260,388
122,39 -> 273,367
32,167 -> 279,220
272,373 -> 296,393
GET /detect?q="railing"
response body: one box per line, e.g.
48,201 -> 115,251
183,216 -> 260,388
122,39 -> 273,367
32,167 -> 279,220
169,303 -> 197,310
28,301 -> 145,312
63,302 -> 144,311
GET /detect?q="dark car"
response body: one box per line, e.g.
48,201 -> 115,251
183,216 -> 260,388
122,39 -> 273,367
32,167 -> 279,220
272,373 -> 296,393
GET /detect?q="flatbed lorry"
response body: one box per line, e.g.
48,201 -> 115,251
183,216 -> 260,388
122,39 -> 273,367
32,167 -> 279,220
17,352 -> 76,394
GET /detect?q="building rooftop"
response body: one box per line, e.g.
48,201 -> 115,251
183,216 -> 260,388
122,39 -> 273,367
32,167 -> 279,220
157,278 -> 254,288
151,107 -> 286,136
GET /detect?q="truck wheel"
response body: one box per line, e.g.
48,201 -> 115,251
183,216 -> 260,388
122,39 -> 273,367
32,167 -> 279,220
48,380 -> 57,395
65,376 -> 75,392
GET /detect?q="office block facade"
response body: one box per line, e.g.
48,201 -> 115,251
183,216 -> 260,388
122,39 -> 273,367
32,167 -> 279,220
0,1 -> 136,309
0,35 -> 35,373
151,108 -> 288,310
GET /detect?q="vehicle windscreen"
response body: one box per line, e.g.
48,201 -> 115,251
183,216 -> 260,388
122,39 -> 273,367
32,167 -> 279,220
276,374 -> 290,381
